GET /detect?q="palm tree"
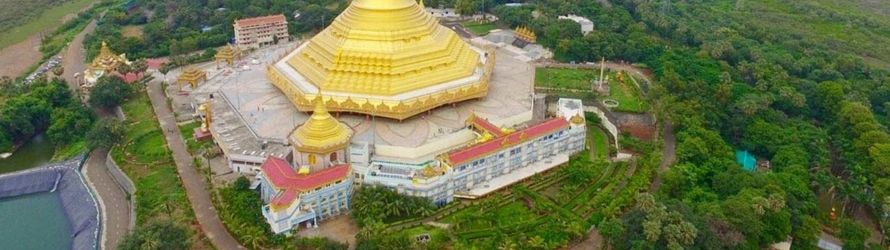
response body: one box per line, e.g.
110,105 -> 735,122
498,239 -> 518,250
241,224 -> 267,249
527,235 -> 545,249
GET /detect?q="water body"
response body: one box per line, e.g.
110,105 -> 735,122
0,134 -> 56,174
0,192 -> 73,249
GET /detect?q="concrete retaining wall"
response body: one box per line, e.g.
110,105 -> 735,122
105,151 -> 137,230
0,160 -> 100,250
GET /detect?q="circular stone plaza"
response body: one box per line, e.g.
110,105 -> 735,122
172,0 -> 586,234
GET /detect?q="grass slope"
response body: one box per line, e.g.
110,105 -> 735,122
111,92 -> 210,248
0,0 -> 96,49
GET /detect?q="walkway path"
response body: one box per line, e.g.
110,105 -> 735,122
146,78 -> 245,250
82,149 -> 131,249
649,121 -> 676,192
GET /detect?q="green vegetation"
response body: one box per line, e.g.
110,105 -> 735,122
351,186 -> 436,227
484,0 -> 890,247
588,126 -> 609,159
85,0 -> 347,59
0,0 -> 97,49
535,67 -> 648,113
211,176 -> 348,249
606,72 -> 647,113
461,21 -> 497,36
357,149 -> 661,249
89,75 -> 134,109
535,67 -> 596,90
113,91 -> 207,248
119,219 -> 190,250
0,77 -> 92,156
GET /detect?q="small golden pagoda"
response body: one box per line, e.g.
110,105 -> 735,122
83,41 -> 131,85
513,26 -> 537,43
268,0 -> 495,120
177,68 -> 207,89
290,98 -> 353,154
215,46 -> 239,66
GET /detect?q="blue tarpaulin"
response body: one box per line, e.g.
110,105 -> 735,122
735,150 -> 756,171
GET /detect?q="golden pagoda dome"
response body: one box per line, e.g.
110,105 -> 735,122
291,98 -> 353,153
268,0 -> 495,120
570,113 -> 585,125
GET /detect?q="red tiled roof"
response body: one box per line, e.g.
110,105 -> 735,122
261,156 -> 350,191
470,116 -> 507,137
235,14 -> 286,27
271,189 -> 299,208
146,58 -> 167,70
110,72 -> 143,83
446,118 -> 570,166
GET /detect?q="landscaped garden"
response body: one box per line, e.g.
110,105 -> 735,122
534,67 -> 648,113
356,144 -> 662,249
606,71 -> 648,113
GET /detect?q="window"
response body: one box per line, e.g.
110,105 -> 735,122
330,152 -> 337,162
308,154 -> 316,165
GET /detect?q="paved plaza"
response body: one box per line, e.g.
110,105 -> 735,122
173,41 -> 538,163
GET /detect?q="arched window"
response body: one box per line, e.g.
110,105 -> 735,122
330,152 -> 337,162
308,154 -> 316,165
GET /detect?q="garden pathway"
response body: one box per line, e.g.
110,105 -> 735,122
146,78 -> 245,250
649,121 -> 676,192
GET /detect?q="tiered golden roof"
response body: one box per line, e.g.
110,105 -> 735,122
291,99 -> 353,153
177,68 -> 207,88
268,0 -> 495,120
89,41 -> 129,71
287,0 -> 479,95
513,26 -> 537,43
215,46 -> 238,66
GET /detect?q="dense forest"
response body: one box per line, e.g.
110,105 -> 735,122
489,0 -> 889,248
84,0 -> 349,60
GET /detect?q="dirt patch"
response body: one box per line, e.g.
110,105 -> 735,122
297,215 -> 359,248
0,35 -> 41,78
122,25 -> 144,38
620,123 -> 656,141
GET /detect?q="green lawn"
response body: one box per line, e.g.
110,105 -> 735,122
0,0 -> 97,49
606,72 -> 648,113
178,121 -> 212,153
589,126 -> 609,160
535,67 -> 597,90
461,21 -> 497,36
111,91 -> 208,247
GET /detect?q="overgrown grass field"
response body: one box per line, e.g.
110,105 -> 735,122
111,91 -> 210,248
0,0 -> 96,49
462,21 -> 497,36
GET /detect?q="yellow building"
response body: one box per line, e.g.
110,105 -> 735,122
177,68 -> 207,89
290,99 -> 353,172
215,46 -> 238,66
83,41 -> 131,85
267,0 -> 495,120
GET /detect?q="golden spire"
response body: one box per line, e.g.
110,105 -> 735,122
99,41 -> 113,58
291,96 -> 353,153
